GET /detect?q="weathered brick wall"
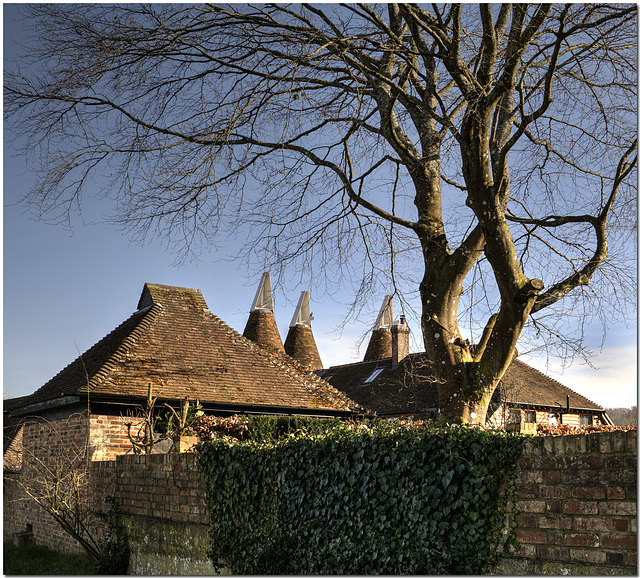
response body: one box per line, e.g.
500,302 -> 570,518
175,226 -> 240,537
3,411 -> 137,553
4,424 -> 23,472
106,452 -> 215,574
4,413 -> 97,553
89,414 -> 141,461
6,425 -> 637,575
3,473 -> 26,539
496,430 -> 637,575
109,432 -> 636,575
113,452 -> 209,525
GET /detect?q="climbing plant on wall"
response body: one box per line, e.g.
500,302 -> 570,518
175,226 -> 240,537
197,421 -> 524,574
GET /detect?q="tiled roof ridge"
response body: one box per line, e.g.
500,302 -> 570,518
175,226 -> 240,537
203,309 -> 362,412
80,304 -> 163,392
512,359 -> 602,410
145,283 -> 203,298
147,282 -> 199,290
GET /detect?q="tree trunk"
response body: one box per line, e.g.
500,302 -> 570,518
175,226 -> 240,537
415,109 -> 545,425
413,159 -> 489,425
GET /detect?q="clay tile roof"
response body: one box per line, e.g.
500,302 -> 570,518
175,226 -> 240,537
21,307 -> 158,407
323,355 -> 439,415
11,283 -> 358,414
324,353 -> 603,415
497,359 -> 603,410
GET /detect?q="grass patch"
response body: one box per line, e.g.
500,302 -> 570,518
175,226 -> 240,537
3,541 -> 96,575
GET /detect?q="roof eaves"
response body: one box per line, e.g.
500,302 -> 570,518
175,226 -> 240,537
508,401 -> 606,413
80,392 -> 357,417
9,395 -> 82,417
3,395 -> 34,412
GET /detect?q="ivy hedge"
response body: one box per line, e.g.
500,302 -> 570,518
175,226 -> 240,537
197,420 -> 524,575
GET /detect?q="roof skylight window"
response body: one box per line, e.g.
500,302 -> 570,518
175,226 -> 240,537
362,367 -> 384,385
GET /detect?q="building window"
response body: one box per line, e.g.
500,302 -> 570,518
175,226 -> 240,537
362,367 -> 384,385
580,414 -> 593,426
524,410 -> 536,423
508,409 -> 521,424
549,412 -> 559,425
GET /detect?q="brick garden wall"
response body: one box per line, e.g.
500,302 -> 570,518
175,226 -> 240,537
3,411 -> 141,554
3,473 -> 27,541
494,429 -> 637,575
110,453 -> 209,526
107,431 -> 637,575
5,425 -> 637,575
102,453 -> 216,574
3,413 -> 112,553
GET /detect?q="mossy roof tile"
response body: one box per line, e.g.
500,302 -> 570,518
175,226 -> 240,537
15,283 -> 358,413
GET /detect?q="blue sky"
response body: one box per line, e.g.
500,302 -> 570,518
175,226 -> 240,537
3,5 -> 637,409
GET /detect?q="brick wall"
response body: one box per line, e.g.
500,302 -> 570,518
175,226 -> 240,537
4,425 -> 23,472
89,414 -> 143,461
6,423 -> 637,574
112,452 -> 209,525
3,473 -> 27,539
105,431 -> 637,575
496,430 -> 637,574
91,452 -> 214,574
3,411 -> 140,553
4,413 -> 106,553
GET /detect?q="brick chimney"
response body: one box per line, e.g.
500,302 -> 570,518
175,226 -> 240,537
363,295 -> 394,362
242,273 -> 285,353
391,315 -> 410,367
284,291 -> 322,371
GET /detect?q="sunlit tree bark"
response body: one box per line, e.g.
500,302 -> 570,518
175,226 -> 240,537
5,4 -> 636,423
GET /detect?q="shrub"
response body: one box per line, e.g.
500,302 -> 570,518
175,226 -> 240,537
94,496 -> 130,575
198,422 -> 523,574
191,414 -> 352,442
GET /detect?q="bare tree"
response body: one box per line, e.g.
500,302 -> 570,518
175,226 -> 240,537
125,384 -> 203,453
5,4 -> 637,423
605,406 -> 638,426
14,414 -> 105,561
125,384 -> 163,455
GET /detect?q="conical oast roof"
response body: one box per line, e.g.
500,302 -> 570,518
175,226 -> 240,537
284,291 -> 322,370
363,295 -> 394,361
242,273 -> 285,353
